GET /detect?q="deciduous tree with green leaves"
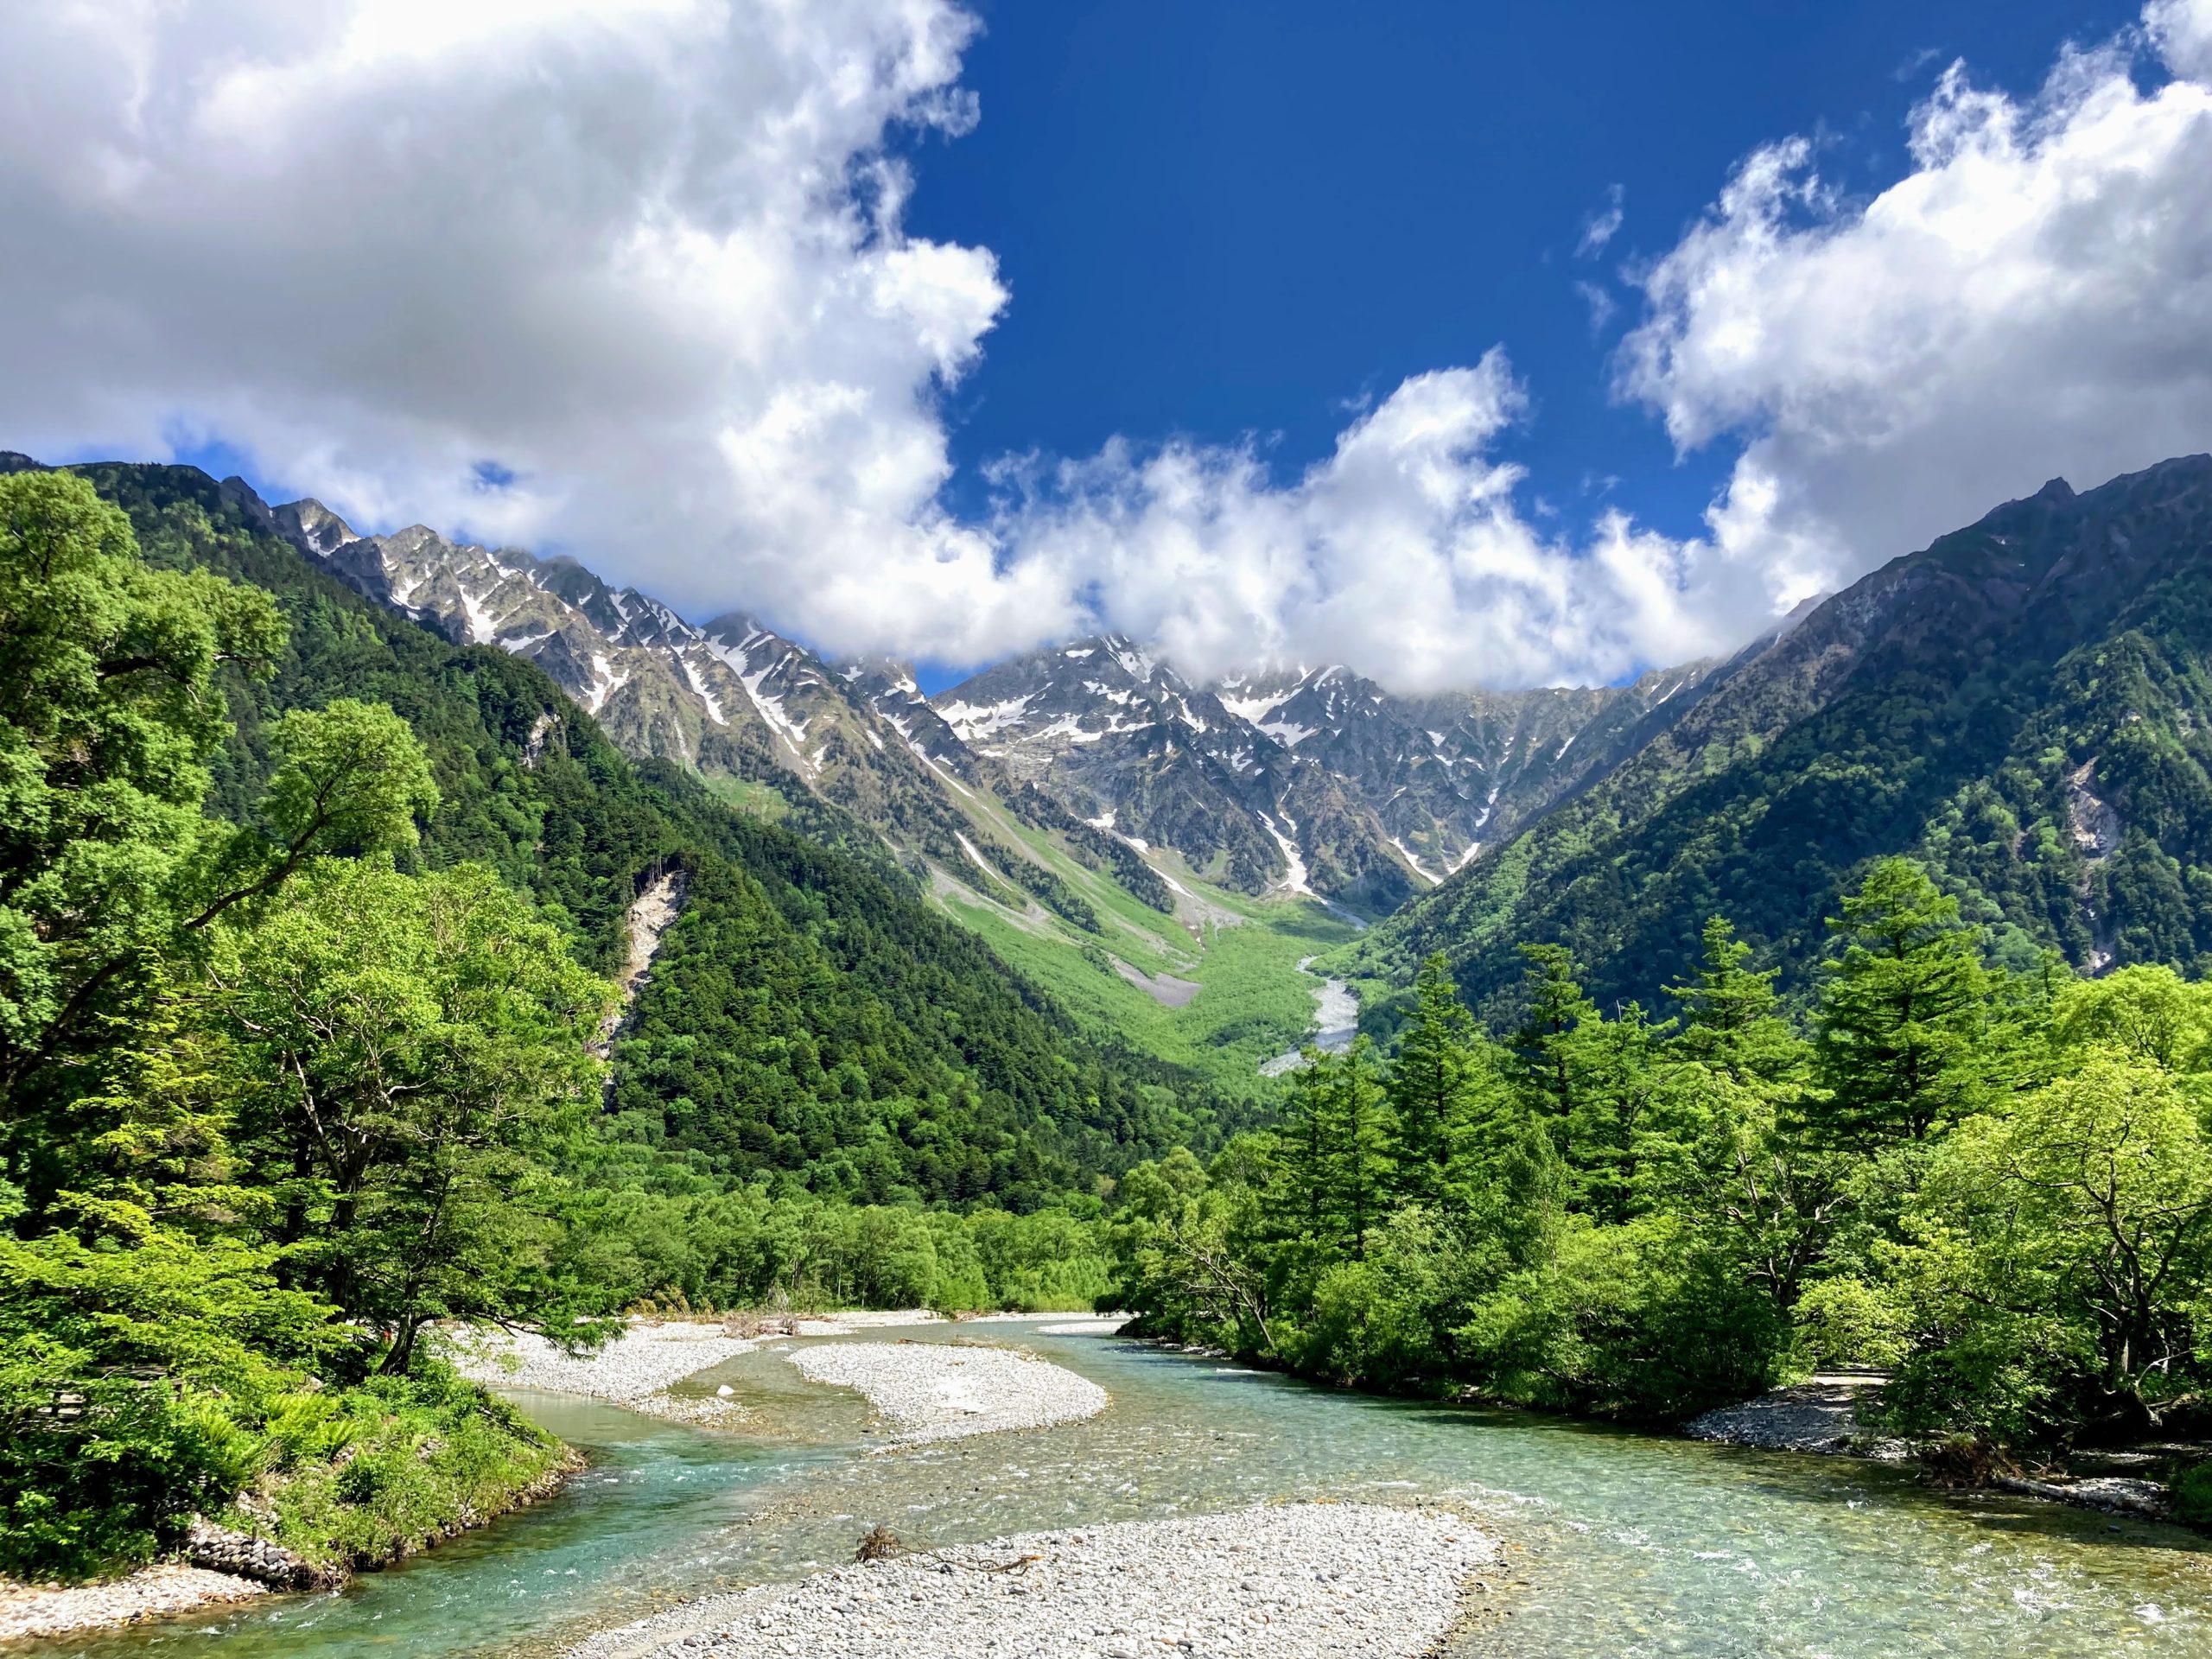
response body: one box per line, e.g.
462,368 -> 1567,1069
204,858 -> 617,1373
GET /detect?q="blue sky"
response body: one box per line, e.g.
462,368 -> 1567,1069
901,0 -> 2139,547
16,0 -> 2211,691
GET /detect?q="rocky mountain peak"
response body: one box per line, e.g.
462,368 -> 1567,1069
260,488 -> 1730,916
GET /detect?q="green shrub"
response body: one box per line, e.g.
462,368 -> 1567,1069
0,1372 -> 263,1581
252,1363 -> 564,1573
2171,1462 -> 2212,1529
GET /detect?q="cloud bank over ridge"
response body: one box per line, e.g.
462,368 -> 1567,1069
2,1 -> 2210,690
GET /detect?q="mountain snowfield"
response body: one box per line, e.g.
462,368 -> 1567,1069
245,481 -> 1725,935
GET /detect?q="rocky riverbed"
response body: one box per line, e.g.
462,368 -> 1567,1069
1685,1372 -> 1910,1459
783,1340 -> 1109,1444
1685,1374 -> 2193,1522
0,1566 -> 267,1643
577,1503 -> 1491,1659
447,1315 -> 936,1426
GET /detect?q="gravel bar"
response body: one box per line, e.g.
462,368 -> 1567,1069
1685,1372 -> 1911,1459
448,1323 -> 766,1424
785,1341 -> 1108,1443
609,1503 -> 1490,1659
446,1315 -> 973,1427
0,1566 -> 267,1643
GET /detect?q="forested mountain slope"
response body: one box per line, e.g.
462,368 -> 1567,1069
1350,455 -> 2212,1015
48,459 -> 1208,1207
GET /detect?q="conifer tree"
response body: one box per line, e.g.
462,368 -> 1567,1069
1814,860 -> 1987,1144
1273,1053 -> 1333,1240
1567,1000 -> 1669,1224
1386,953 -> 1491,1205
1509,944 -> 1599,1155
1322,1038 -> 1395,1261
1668,917 -> 1806,1089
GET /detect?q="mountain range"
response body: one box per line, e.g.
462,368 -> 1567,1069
229,486 -> 1738,929
15,446 -> 2211,1046
1351,454 -> 2212,1017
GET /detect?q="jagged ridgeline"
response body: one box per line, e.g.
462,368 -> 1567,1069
52,460 -> 1216,1205
1352,454 -> 2212,1017
240,474 -> 1740,923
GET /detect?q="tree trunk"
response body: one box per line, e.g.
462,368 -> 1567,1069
380,1318 -> 421,1376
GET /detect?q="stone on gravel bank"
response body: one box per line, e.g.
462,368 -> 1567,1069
613,1503 -> 1489,1659
0,1566 -> 266,1643
182,1518 -> 330,1589
785,1342 -> 1107,1443
1686,1373 -> 1911,1460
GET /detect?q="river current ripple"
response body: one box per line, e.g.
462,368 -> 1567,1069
33,1320 -> 2212,1658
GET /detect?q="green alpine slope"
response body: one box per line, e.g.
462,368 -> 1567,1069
60,460 -> 1217,1207
1347,454 -> 2212,1018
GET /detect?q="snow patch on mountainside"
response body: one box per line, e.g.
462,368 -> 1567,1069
707,637 -> 813,766
1391,836 -> 1441,886
1219,690 -> 1294,724
460,583 -> 498,645
585,652 -> 625,715
1261,811 -> 1312,894
677,652 -> 725,724
940,696 -> 1032,741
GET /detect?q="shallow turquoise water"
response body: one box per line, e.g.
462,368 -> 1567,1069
32,1322 -> 2212,1657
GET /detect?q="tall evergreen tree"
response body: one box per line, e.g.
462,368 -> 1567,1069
1567,1001 -> 1669,1224
1813,860 -> 1988,1144
1321,1039 -> 1395,1262
1271,1043 -> 1396,1261
1273,1053 -> 1333,1240
1509,944 -> 1599,1154
1386,954 -> 1491,1206
1668,917 -> 1806,1089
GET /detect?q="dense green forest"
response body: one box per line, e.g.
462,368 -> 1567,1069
1111,864 -> 2212,1518
1350,457 -> 2212,1022
0,465 -> 1178,1581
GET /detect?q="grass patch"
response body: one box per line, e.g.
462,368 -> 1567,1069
939,861 -> 1358,1092
702,774 -> 793,820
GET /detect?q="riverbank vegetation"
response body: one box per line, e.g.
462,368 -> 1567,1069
1108,865 -> 2212,1461
0,471 -> 615,1580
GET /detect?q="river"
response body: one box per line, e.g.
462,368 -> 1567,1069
31,1320 -> 2212,1657
1259,956 -> 1359,1075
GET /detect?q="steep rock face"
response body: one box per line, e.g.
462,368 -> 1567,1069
1355,454 -> 2212,1013
937,638 -> 1387,901
263,501 -> 1111,922
270,500 -> 789,778
264,502 -> 1725,917
934,639 -> 1721,909
1216,660 -> 1720,880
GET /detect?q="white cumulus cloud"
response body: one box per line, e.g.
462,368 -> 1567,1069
0,0 -> 1058,663
3,2 -> 2211,692
1616,6 -> 2212,621
995,356 -> 1713,690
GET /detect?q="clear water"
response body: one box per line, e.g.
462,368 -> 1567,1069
29,1322 -> 2212,1657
